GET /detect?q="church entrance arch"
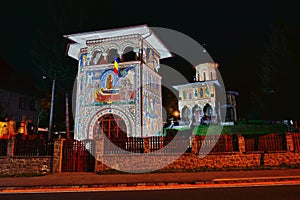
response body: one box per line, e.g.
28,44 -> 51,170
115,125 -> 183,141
94,113 -> 127,150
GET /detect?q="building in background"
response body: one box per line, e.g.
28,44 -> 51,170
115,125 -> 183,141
0,89 -> 40,139
173,63 -> 239,126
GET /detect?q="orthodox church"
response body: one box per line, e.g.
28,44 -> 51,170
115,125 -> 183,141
173,63 -> 239,126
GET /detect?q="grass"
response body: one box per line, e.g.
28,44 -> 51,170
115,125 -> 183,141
192,124 -> 288,136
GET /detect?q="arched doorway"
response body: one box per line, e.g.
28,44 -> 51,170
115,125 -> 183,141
95,114 -> 127,150
192,105 -> 202,125
181,106 -> 191,124
202,103 -> 212,125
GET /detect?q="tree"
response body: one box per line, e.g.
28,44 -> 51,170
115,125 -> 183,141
259,18 -> 300,120
30,1 -> 83,130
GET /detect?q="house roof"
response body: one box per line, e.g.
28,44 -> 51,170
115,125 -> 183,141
64,24 -> 172,60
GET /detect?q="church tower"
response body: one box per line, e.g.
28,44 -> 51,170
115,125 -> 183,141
64,25 -> 171,140
173,63 -> 222,125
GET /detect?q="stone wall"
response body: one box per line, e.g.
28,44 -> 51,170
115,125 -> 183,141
1,133 -> 300,175
95,153 -> 262,172
0,157 -> 52,175
264,152 -> 300,166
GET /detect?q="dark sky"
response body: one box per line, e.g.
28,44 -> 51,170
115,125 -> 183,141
1,0 -> 299,120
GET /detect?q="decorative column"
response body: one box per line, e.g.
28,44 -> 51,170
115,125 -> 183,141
285,132 -> 294,152
102,53 -> 107,63
118,50 -> 123,61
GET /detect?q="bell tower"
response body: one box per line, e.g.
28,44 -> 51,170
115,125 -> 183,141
64,25 -> 171,139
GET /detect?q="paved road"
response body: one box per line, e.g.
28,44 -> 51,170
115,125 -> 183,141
1,185 -> 300,200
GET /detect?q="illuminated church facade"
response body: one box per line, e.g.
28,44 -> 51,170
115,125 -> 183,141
65,25 -> 172,140
173,63 -> 239,125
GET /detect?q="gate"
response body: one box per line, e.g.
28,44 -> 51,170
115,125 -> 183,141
97,114 -> 128,152
61,139 -> 95,172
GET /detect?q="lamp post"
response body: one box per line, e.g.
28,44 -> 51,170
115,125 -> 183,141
48,79 -> 55,140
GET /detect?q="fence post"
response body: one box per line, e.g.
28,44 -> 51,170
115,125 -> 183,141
143,137 -> 150,153
191,136 -> 199,154
52,139 -> 64,173
95,137 -> 104,172
237,134 -> 246,153
285,132 -> 294,152
6,138 -> 15,157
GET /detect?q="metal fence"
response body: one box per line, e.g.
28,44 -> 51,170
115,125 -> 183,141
244,133 -> 287,152
150,135 -> 190,153
126,137 -> 144,153
196,134 -> 239,153
14,139 -> 54,156
0,140 -> 7,156
292,132 -> 300,151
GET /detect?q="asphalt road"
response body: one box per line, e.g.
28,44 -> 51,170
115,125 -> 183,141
1,185 -> 300,200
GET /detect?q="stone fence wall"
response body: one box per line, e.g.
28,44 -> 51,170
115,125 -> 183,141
0,132 -> 300,175
95,152 -> 300,173
0,157 -> 52,175
0,139 -> 61,175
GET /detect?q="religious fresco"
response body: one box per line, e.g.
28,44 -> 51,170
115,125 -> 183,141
142,66 -> 162,136
85,65 -> 136,106
143,44 -> 159,71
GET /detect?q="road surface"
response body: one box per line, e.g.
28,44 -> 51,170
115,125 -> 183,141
1,185 -> 300,200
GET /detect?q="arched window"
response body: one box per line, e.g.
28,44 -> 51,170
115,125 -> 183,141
91,50 -> 104,65
210,71 -> 213,80
122,46 -> 136,62
107,48 -> 119,63
203,71 -> 206,81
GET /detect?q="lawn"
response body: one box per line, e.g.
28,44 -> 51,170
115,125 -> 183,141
164,123 -> 288,136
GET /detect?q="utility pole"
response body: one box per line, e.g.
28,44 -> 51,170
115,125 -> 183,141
65,92 -> 70,139
48,79 -> 55,140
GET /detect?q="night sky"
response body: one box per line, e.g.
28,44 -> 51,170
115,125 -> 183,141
1,0 -> 299,123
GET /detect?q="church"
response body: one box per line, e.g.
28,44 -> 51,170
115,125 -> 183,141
64,25 -> 171,140
173,63 -> 239,126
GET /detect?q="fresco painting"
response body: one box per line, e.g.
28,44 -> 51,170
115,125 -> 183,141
85,66 -> 136,106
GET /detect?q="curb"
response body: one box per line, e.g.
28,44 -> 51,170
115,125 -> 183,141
1,176 -> 300,192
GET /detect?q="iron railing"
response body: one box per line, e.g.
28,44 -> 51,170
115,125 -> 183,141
14,139 -> 54,156
0,140 -> 7,156
244,133 -> 287,152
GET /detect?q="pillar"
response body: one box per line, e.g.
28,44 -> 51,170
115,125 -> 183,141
6,139 -> 15,157
237,134 -> 245,153
285,132 -> 294,152
143,137 -> 150,153
52,139 -> 64,173
191,136 -> 200,154
94,137 -> 105,172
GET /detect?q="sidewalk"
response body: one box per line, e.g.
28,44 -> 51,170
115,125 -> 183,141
1,169 -> 300,190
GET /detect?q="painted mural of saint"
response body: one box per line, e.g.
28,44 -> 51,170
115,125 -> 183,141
200,87 -> 204,98
183,90 -> 187,99
106,74 -> 113,89
205,86 -> 210,97
194,88 -> 198,98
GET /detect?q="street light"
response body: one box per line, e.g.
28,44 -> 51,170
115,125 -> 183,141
48,79 -> 55,140
42,76 -> 55,140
